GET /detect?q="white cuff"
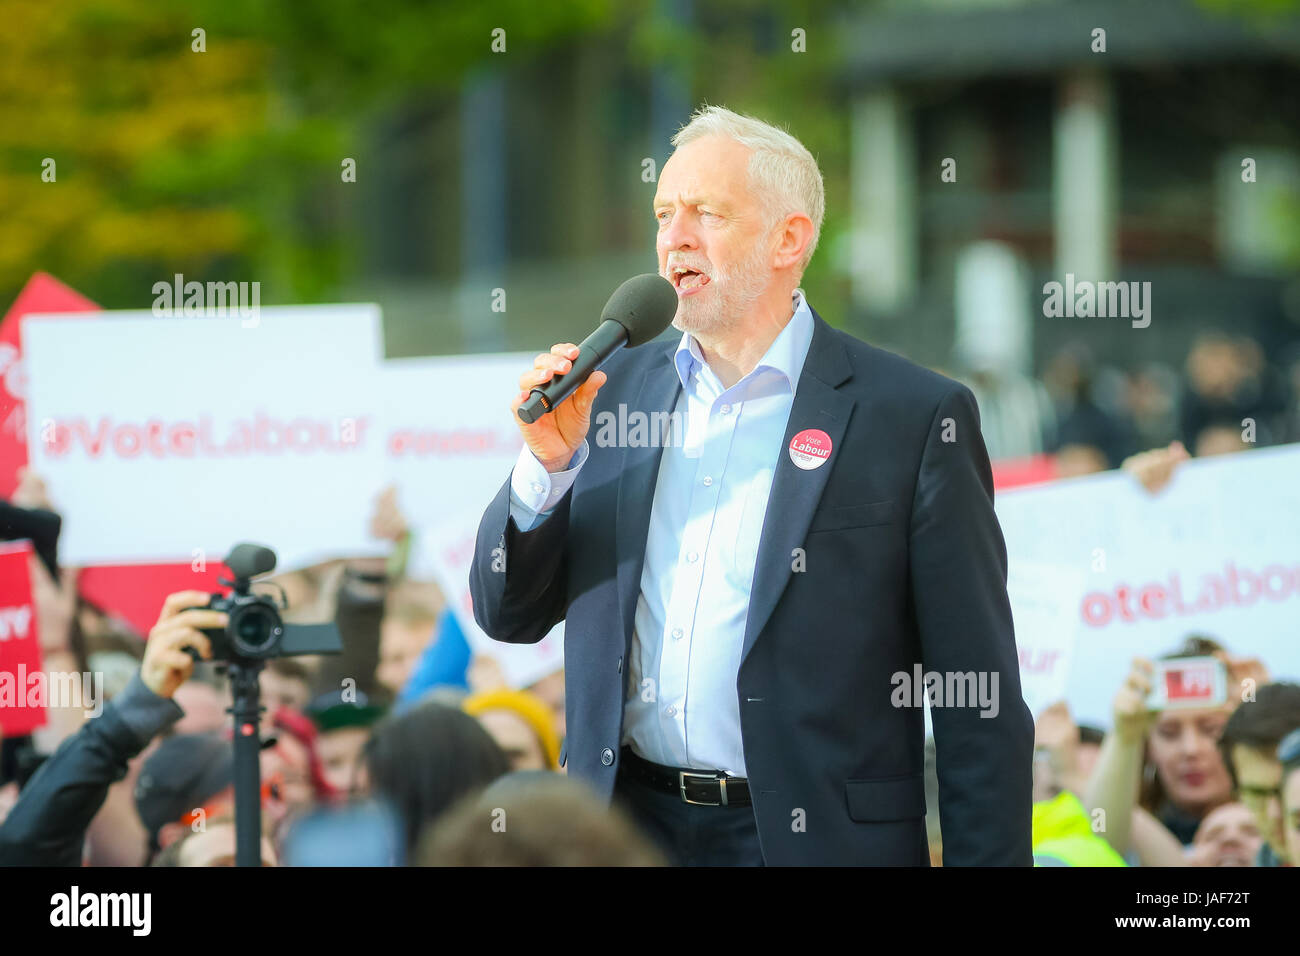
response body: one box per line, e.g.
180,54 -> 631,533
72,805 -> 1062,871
509,440 -> 589,515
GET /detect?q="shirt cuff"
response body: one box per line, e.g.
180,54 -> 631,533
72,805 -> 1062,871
112,670 -> 185,746
509,440 -> 589,515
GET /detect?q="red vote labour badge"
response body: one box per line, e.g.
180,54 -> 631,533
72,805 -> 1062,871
788,428 -> 833,471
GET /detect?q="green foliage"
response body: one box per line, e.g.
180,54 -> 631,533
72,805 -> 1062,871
0,0 -> 617,306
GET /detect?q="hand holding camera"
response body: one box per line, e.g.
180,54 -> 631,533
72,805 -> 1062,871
143,591 -> 221,699
182,543 -> 341,665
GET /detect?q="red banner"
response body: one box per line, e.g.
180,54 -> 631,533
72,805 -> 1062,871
991,453 -> 1058,492
2,274 -> 226,636
0,541 -> 46,736
0,272 -> 99,499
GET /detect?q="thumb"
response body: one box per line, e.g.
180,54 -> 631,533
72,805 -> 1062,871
574,372 -> 606,412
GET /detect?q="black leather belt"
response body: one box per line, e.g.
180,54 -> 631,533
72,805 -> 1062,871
619,746 -> 751,807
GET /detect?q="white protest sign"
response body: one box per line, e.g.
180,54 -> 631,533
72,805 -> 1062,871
23,306 -> 389,568
375,354 -> 567,689
1006,562 -> 1084,719
375,354 -> 528,581
995,443 -> 1300,728
423,516 -> 564,690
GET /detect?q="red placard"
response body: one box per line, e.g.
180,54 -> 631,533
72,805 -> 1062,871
0,272 -> 99,498
0,541 -> 46,736
1165,661 -> 1217,704
79,562 -> 227,637
991,454 -> 1058,492
2,274 -> 227,637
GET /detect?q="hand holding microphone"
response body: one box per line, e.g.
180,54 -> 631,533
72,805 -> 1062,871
510,345 -> 607,474
510,274 -> 677,474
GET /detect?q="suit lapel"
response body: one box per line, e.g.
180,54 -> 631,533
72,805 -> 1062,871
740,311 -> 854,665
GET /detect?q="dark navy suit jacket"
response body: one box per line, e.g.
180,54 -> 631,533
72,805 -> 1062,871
470,308 -> 1034,865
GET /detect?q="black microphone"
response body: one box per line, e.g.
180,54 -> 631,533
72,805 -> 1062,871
516,273 -> 678,425
224,543 -> 277,580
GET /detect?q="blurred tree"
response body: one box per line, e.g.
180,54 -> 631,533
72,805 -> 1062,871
0,0 -> 615,307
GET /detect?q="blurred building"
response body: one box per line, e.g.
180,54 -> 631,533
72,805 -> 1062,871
841,0 -> 1300,381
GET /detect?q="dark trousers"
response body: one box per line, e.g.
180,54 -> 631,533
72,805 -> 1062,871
612,764 -> 765,866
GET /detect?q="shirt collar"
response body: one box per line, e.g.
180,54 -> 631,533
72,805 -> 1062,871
673,289 -> 815,394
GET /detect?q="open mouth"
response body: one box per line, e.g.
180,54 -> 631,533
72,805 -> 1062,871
669,264 -> 711,294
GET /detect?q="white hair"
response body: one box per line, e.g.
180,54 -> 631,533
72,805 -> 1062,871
671,104 -> 825,276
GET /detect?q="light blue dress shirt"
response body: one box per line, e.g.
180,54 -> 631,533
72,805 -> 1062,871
508,291 -> 816,776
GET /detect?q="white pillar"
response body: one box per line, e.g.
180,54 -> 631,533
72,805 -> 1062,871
850,87 -> 916,313
1053,70 -> 1116,284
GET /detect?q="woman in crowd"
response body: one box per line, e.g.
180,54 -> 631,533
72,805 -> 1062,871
361,701 -> 510,860
1086,635 -> 1267,865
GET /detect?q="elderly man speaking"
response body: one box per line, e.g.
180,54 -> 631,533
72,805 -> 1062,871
470,105 -> 1033,866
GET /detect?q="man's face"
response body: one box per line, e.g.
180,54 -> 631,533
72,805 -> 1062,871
317,726 -> 369,795
475,708 -> 548,772
654,135 -> 774,338
1232,744 -> 1286,861
261,670 -> 310,717
1190,801 -> 1261,866
376,618 -> 433,694
1195,426 -> 1248,457
259,670 -> 310,737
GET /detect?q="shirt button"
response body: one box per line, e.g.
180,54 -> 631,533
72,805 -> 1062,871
721,404 -> 731,414
601,748 -> 615,766
702,476 -> 713,486
671,627 -> 683,640
666,705 -> 677,717
530,482 -> 544,494
687,551 -> 699,563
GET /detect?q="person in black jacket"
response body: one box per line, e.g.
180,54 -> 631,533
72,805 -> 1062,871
470,106 -> 1033,865
0,591 -> 222,866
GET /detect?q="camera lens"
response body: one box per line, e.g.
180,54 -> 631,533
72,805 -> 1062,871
229,601 -> 283,657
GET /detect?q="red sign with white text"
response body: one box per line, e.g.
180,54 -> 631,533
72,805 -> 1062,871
0,541 -> 46,736
2,275 -> 227,637
0,272 -> 99,498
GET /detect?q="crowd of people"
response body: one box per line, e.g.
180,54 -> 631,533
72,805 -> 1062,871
1,328 -> 1297,867
1005,640 -> 1300,868
968,331 -> 1300,474
0,477 -> 661,866
958,330 -> 1300,867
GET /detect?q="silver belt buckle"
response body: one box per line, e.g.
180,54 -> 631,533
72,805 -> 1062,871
680,770 -> 726,806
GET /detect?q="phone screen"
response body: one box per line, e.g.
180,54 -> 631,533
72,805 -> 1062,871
1149,656 -> 1228,710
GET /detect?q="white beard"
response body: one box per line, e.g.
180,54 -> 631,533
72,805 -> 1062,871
670,241 -> 771,339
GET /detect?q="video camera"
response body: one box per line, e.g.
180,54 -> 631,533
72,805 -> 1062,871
193,543 -> 342,664
185,543 -> 342,867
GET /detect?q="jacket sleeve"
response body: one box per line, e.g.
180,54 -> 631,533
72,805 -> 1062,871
468,470 -> 572,646
908,384 -> 1035,866
0,671 -> 183,866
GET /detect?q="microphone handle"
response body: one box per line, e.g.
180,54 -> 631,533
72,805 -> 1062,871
517,320 -> 628,424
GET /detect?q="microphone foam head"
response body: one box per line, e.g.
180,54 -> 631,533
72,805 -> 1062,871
224,543 -> 277,580
601,273 -> 678,348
